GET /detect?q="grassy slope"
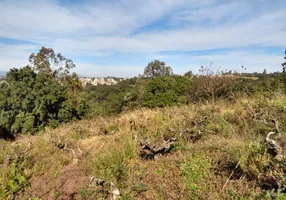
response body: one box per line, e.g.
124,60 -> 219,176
1,94 -> 286,199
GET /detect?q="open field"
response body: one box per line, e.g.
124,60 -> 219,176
1,94 -> 286,199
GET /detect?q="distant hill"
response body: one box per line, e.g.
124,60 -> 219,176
0,71 -> 7,76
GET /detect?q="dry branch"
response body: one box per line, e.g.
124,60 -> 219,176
139,137 -> 177,159
266,132 -> 285,162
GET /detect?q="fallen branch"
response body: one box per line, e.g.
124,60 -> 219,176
139,137 -> 177,159
266,132 -> 285,162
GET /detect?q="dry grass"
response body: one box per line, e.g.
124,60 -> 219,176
1,95 -> 286,199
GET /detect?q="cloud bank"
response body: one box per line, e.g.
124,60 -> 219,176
0,0 -> 285,77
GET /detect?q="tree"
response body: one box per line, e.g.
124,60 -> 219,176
263,69 -> 267,75
29,46 -> 75,79
282,49 -> 286,73
184,70 -> 193,78
0,47 -> 86,137
143,60 -> 173,78
143,76 -> 190,107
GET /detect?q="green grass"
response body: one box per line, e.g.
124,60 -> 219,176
1,94 -> 286,199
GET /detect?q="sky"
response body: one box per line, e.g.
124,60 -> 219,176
0,0 -> 285,77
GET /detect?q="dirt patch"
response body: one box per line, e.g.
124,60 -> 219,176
29,164 -> 89,199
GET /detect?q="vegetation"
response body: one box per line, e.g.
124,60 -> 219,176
143,76 -> 190,107
0,94 -> 285,199
0,48 -> 286,199
282,49 -> 286,73
0,47 -> 86,138
143,60 -> 173,78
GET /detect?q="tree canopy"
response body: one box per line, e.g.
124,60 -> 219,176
143,76 -> 190,107
143,60 -> 173,78
0,47 -> 86,138
282,49 -> 286,73
184,70 -> 193,78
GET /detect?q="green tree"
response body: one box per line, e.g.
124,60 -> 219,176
143,76 -> 190,107
262,69 -> 267,75
282,49 -> 286,73
0,47 -> 86,137
184,70 -> 193,78
29,46 -> 75,78
143,60 -> 173,78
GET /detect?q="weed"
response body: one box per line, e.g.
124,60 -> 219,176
240,142 -> 269,181
181,153 -> 211,200
92,138 -> 135,189
0,161 -> 29,199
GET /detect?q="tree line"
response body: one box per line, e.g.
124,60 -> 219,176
1,47 -> 286,139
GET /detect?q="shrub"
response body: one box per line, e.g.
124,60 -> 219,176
181,154 -> 211,199
92,139 -> 135,189
187,75 -> 237,102
143,76 -> 190,107
0,161 -> 29,199
0,47 -> 85,137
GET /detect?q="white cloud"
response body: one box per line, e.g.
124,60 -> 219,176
0,0 -> 285,76
1,0 -> 285,53
0,44 -> 37,70
0,0 -> 210,40
75,63 -> 142,77
193,51 -> 284,73
173,1 -> 246,23
49,10 -> 286,54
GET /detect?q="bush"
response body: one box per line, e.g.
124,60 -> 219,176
233,74 -> 285,96
0,47 -> 85,137
181,154 -> 211,199
187,75 -> 237,102
84,78 -> 137,115
143,76 -> 190,107
0,161 -> 29,199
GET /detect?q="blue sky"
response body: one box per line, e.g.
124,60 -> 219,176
0,0 -> 285,77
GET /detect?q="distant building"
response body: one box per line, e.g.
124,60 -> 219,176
79,77 -> 122,86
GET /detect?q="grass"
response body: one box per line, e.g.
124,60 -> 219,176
181,153 -> 211,199
0,94 -> 286,199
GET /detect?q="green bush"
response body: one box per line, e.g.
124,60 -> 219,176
84,78 -> 137,116
0,161 -> 29,199
143,76 -> 190,107
181,154 -> 211,200
92,139 -> 135,189
0,47 -> 86,137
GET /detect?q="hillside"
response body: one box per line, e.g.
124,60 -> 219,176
1,94 -> 285,199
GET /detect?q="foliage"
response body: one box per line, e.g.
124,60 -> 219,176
184,70 -> 193,78
186,75 -> 237,102
181,154 -> 211,200
0,47 -> 86,137
143,60 -> 173,78
0,161 -> 29,199
29,46 -> 75,79
143,76 -> 190,107
93,139 -> 135,188
1,93 -> 286,199
124,78 -> 150,108
82,59 -> 286,116
233,75 -> 284,95
282,49 -> 286,73
84,78 -> 137,116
